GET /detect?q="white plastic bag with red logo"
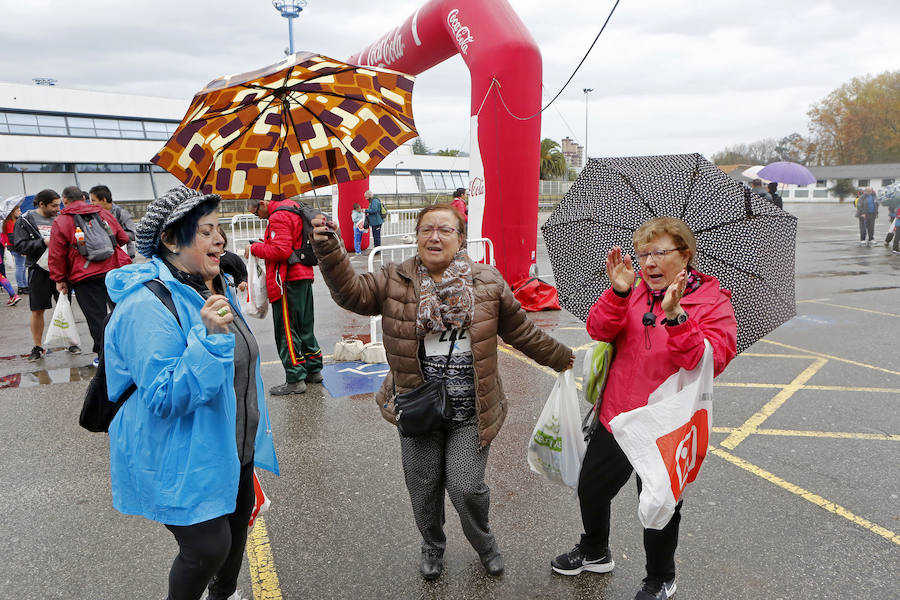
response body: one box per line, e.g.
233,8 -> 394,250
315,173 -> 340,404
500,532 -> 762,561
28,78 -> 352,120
609,340 -> 713,530
248,470 -> 271,528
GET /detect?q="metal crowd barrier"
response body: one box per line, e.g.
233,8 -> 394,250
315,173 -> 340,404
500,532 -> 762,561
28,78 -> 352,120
230,214 -> 267,252
366,238 -> 495,343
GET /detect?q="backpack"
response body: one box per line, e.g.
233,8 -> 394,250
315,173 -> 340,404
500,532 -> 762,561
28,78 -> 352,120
72,212 -> 116,263
268,201 -> 322,266
378,197 -> 387,218
78,279 -> 180,432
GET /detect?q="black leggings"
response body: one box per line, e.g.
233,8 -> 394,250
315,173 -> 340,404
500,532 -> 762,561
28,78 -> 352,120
577,426 -> 682,581
164,462 -> 255,600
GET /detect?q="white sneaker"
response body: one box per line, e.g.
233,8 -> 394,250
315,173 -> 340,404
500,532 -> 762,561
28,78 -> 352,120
859,240 -> 867,246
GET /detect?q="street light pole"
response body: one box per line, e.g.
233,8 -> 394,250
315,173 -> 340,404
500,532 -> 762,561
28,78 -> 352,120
272,0 -> 307,55
583,88 -> 593,166
394,161 -> 405,200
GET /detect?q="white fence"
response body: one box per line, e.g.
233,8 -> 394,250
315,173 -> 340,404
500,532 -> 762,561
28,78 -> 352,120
380,208 -> 419,241
366,238 -> 496,343
229,214 -> 267,252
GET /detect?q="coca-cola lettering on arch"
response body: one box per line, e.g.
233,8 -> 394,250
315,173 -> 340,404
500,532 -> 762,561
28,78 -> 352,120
365,26 -> 405,67
469,176 -> 485,197
447,9 -> 475,55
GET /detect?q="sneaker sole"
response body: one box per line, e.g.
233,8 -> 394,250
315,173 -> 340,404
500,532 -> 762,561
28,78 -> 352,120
551,559 -> 615,576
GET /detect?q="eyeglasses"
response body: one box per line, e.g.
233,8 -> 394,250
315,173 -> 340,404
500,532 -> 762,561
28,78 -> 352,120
635,248 -> 684,261
417,225 -> 459,239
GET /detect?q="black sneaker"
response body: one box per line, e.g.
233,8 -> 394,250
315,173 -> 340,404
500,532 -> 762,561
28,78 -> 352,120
420,548 -> 443,580
270,381 -> 306,395
67,345 -> 82,355
551,544 -> 614,576
27,345 -> 45,362
635,577 -> 676,599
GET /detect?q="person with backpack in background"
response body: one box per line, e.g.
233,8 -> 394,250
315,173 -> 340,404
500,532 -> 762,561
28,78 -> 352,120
244,197 -> 323,395
854,187 -> 879,247
89,184 -> 137,258
364,190 -> 385,248
12,189 -> 74,361
48,186 -> 130,365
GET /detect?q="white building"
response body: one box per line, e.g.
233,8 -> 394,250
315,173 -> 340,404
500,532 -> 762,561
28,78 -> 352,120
0,81 -> 469,210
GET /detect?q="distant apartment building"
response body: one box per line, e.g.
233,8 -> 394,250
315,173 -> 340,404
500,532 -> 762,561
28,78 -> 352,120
561,137 -> 584,170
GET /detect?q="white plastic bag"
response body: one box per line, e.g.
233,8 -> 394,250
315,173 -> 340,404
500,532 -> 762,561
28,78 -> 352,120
243,255 -> 268,319
333,338 -> 364,362
527,370 -> 587,488
43,295 -> 80,348
248,470 -> 271,528
609,340 -> 714,530
35,248 -> 50,271
361,341 -> 387,364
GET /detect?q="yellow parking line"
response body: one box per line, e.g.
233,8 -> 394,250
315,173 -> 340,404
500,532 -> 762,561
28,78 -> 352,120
760,340 -> 900,376
710,445 -> 900,546
805,299 -> 900,318
739,352 -> 816,358
712,426 -> 900,441
721,358 -> 828,449
247,515 -> 283,599
715,382 -> 900,394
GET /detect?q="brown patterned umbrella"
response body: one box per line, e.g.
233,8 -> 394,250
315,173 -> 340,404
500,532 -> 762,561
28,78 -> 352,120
151,51 -> 418,200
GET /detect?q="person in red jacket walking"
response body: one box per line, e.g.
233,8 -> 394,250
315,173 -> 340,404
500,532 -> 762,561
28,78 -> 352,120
48,186 -> 130,361
245,197 -> 323,395
551,216 -> 737,600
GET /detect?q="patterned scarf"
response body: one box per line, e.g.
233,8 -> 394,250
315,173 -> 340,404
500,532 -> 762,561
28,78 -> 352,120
415,251 -> 475,338
647,266 -> 703,301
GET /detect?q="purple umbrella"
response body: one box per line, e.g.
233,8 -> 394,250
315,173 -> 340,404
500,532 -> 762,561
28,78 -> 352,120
757,161 -> 816,185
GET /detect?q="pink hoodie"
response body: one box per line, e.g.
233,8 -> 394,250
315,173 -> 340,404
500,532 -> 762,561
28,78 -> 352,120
587,273 -> 737,431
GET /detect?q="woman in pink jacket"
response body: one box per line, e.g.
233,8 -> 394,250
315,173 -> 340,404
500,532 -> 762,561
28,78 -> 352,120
551,217 -> 737,600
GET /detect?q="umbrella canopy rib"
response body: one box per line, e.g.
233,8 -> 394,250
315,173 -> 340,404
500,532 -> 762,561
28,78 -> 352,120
619,173 -> 657,218
285,94 -> 359,164
197,92 -> 281,191
283,97 -> 338,196
679,157 -> 702,222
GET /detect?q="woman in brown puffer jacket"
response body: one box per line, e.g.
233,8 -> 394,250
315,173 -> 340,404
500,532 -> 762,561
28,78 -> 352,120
311,204 -> 573,581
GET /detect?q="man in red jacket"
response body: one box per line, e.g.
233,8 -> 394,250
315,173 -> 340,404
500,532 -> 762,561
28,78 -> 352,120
245,197 -> 323,395
48,186 -> 130,361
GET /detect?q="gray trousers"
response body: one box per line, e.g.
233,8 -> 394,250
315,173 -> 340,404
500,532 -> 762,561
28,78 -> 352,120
399,420 -> 499,559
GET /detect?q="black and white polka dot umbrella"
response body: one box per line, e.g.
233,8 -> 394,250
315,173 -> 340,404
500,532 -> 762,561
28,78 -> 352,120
541,153 -> 797,354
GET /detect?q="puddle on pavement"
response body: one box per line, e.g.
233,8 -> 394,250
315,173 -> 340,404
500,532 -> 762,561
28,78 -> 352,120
797,270 -> 870,278
0,347 -> 73,361
0,366 -> 95,389
837,286 -> 900,293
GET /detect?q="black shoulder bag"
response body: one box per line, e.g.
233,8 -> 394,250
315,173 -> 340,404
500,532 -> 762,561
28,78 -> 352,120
392,342 -> 456,437
78,279 -> 180,433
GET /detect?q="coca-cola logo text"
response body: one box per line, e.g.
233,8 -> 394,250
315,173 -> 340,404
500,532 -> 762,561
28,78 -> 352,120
469,177 -> 485,197
447,9 -> 475,55
366,27 -> 405,67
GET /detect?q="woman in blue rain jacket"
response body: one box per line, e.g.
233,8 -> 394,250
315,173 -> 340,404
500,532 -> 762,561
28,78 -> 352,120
104,186 -> 278,600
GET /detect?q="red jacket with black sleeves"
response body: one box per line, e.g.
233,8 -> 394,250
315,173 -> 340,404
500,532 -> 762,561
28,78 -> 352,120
48,200 -> 131,284
249,198 -> 314,302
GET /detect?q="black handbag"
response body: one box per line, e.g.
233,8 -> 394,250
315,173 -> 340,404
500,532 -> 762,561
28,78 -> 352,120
392,342 -> 455,437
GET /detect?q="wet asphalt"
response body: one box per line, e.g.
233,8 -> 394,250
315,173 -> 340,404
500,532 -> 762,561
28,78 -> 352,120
0,203 -> 897,600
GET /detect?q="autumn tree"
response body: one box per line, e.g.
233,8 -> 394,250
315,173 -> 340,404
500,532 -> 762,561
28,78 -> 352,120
436,148 -> 461,157
807,71 -> 900,165
711,138 -> 780,165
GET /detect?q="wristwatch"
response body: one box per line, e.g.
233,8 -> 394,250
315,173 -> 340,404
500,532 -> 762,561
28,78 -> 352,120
664,311 -> 689,327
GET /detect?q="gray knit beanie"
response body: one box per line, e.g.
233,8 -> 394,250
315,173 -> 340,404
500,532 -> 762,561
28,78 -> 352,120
136,186 -> 221,258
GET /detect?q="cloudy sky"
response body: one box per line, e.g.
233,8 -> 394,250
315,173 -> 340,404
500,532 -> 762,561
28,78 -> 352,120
4,0 -> 898,160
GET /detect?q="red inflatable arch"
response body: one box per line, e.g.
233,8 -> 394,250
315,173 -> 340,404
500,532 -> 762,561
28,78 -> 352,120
337,0 -> 542,283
